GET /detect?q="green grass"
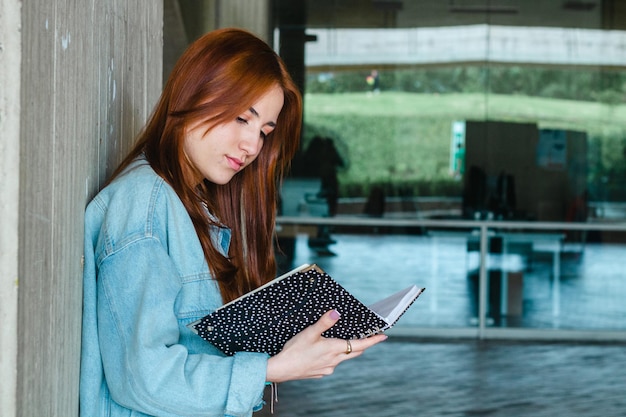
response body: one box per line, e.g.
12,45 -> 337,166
303,92 -> 626,197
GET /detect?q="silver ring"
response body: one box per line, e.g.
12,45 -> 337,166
345,339 -> 352,355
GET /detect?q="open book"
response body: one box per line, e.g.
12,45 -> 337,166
188,264 -> 424,356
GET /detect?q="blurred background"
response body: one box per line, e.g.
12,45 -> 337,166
167,0 -> 626,338
162,3 -> 626,414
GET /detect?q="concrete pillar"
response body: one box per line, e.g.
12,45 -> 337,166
0,1 -> 163,415
0,0 -> 21,415
273,0 -> 307,95
178,0 -> 272,42
164,0 -> 272,82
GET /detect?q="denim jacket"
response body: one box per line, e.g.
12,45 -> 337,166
80,158 -> 268,417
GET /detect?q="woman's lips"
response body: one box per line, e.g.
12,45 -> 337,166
226,156 -> 244,171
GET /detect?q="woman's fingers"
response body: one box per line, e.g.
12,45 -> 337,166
266,311 -> 388,383
309,309 -> 342,334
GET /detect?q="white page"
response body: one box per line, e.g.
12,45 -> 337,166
368,285 -> 422,325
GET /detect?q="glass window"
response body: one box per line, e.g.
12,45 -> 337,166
282,24 -> 626,222
275,1 -> 626,337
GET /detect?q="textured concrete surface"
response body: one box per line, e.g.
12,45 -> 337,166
260,339 -> 626,416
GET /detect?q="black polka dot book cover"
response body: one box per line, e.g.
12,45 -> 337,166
188,264 -> 425,356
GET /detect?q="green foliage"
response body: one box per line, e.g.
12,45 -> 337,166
588,130 -> 626,201
307,66 -> 626,104
303,91 -> 626,200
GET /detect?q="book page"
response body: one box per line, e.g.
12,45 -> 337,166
368,285 -> 424,326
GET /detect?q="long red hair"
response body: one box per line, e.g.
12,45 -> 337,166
109,28 -> 302,303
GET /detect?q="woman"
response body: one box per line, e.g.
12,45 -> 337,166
80,28 -> 386,417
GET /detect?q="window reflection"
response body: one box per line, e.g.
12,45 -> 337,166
273,1 -> 626,338
288,25 -> 626,222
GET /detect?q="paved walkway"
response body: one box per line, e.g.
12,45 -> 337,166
259,338 -> 626,417
260,232 -> 626,416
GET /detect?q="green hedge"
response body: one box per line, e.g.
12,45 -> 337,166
302,92 -> 626,200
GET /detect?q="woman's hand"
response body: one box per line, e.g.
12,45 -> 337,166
265,310 -> 388,383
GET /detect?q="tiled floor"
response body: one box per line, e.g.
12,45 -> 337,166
260,231 -> 626,416
260,339 -> 626,416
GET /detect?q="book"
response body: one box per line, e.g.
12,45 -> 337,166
188,264 -> 425,356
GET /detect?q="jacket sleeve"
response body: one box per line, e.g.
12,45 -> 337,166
96,235 -> 268,417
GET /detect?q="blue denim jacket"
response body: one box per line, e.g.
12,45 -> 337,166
80,158 -> 268,417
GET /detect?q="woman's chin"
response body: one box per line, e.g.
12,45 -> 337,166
205,173 -> 237,186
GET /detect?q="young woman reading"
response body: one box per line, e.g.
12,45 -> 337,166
80,28 -> 386,417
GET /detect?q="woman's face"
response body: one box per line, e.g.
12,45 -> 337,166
183,84 -> 285,185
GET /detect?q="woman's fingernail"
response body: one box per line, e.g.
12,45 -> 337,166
330,310 -> 341,320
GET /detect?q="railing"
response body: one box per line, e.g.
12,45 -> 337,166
277,216 -> 626,341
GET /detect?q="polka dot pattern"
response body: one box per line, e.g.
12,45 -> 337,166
191,264 -> 388,356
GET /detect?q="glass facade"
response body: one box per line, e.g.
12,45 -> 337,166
275,0 -> 626,340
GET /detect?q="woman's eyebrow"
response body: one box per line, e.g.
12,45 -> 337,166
249,106 -> 276,127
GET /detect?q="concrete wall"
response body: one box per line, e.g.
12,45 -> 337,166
0,0 -> 22,415
167,0 -> 272,83
0,1 -> 163,415
177,0 -> 271,43
306,0 -> 625,29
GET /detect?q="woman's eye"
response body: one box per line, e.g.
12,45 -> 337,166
236,117 -> 247,124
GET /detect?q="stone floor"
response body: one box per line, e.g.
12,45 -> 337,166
258,338 -> 626,416
259,231 -> 626,416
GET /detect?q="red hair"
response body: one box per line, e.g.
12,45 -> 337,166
109,28 -> 302,302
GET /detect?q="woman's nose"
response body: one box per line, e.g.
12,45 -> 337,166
239,130 -> 263,156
